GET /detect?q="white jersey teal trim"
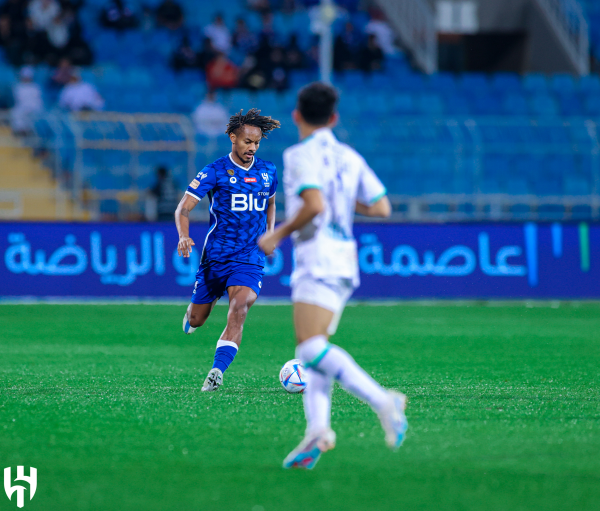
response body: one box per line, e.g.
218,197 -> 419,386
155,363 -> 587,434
283,126 -> 386,286
200,191 -> 218,263
369,188 -> 387,205
296,184 -> 322,195
228,153 -> 254,171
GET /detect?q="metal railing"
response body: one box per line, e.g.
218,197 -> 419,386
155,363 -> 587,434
374,0 -> 438,74
3,110 -> 600,222
533,0 -> 590,75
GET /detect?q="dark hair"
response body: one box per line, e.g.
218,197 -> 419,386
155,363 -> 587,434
297,82 -> 338,126
226,108 -> 281,138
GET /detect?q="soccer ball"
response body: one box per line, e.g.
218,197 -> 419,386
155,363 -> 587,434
279,359 -> 308,393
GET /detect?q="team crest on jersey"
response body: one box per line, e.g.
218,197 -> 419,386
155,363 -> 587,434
261,173 -> 268,181
227,169 -> 235,176
190,179 -> 200,189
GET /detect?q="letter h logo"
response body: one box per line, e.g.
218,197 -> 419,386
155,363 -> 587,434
4,467 -> 37,508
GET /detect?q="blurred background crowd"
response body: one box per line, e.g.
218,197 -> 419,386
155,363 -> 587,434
0,0 -> 599,224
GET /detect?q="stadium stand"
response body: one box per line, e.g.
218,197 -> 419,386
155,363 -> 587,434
0,0 -> 598,221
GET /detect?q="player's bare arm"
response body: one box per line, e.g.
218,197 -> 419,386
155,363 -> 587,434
355,196 -> 391,218
259,188 -> 323,255
175,193 -> 199,257
266,195 -> 276,232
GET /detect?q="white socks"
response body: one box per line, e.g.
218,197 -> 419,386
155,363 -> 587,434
303,368 -> 332,434
296,335 -> 389,433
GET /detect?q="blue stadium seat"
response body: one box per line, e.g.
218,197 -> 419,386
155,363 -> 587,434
502,93 -> 529,115
551,74 -> 575,94
564,176 -> 591,195
578,74 -> 600,94
444,94 -> 471,115
415,93 -> 444,115
558,94 -> 583,116
522,73 -> 548,93
427,73 -> 456,92
460,73 -> 489,93
507,178 -> 530,195
534,178 -> 562,195
391,93 -> 416,115
537,204 -> 565,219
491,73 -> 521,93
471,94 -> 501,115
529,94 -> 559,116
571,205 -> 593,219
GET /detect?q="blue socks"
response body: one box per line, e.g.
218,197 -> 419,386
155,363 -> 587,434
212,340 -> 238,373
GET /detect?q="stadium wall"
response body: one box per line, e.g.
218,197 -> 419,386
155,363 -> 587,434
0,222 -> 598,300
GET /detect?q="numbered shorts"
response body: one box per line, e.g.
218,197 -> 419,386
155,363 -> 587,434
191,261 -> 264,304
291,276 -> 355,335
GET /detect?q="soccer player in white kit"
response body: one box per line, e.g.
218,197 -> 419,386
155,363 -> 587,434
259,82 -> 408,469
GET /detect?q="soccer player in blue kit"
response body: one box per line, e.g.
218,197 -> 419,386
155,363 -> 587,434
174,108 -> 281,391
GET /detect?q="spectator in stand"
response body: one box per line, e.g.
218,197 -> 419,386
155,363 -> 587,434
0,0 -> 27,43
204,14 -> 231,54
247,0 -> 270,15
28,0 -> 61,33
306,34 -> 319,69
100,0 -> 138,30
192,91 -> 229,138
13,18 -> 42,65
156,0 -> 183,31
45,5 -> 72,63
50,56 -> 75,87
238,53 -> 266,91
196,36 -> 216,72
140,5 -> 155,32
232,17 -> 257,55
254,32 -> 272,71
0,0 -> 28,65
334,22 -> 361,70
59,70 -> 105,111
284,33 -> 305,69
11,66 -> 43,135
268,46 -> 288,91
65,20 -> 93,65
365,10 -> 397,56
359,33 -> 384,72
171,34 -> 197,71
148,166 -> 180,222
259,12 -> 277,45
206,52 -> 238,90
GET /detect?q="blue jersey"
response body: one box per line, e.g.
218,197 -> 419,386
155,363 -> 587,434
186,153 -> 278,267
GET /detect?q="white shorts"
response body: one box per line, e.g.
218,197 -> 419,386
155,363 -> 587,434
291,277 -> 355,335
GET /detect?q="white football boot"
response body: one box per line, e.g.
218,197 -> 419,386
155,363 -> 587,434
377,391 -> 408,450
201,368 -> 223,392
283,428 -> 336,469
182,306 -> 196,335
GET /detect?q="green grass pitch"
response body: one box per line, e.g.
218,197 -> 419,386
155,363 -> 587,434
0,303 -> 599,511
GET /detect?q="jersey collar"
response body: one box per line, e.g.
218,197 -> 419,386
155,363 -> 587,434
229,152 -> 254,171
302,127 -> 336,144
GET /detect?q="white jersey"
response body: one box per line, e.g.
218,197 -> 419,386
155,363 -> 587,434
283,127 -> 386,287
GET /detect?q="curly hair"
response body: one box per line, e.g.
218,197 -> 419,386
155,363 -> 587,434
225,108 -> 281,139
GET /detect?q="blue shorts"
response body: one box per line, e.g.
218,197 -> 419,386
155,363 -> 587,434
191,260 -> 264,304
